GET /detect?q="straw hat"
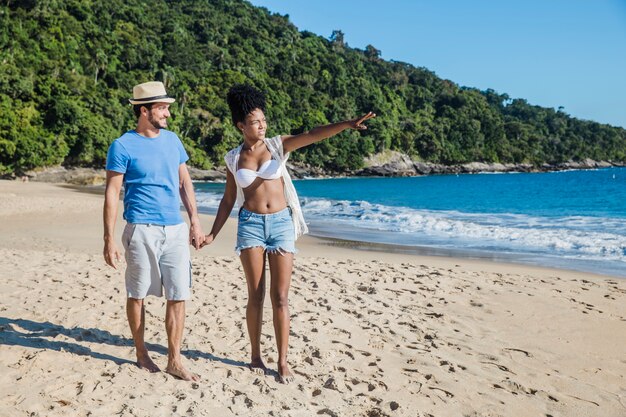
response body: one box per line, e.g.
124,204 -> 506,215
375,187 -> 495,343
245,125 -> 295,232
129,81 -> 175,105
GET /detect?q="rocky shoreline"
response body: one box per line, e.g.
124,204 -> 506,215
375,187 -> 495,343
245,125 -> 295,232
289,151 -> 624,178
13,151 -> 625,185
351,151 -> 623,178
16,166 -> 228,185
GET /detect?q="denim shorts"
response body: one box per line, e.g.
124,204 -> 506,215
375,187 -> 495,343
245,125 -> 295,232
236,207 -> 296,256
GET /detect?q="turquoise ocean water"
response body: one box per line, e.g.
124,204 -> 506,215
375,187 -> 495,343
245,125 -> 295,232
194,167 -> 626,277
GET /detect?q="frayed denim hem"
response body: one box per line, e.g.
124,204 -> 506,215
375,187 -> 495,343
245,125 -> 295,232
235,245 -> 297,256
235,244 -> 265,256
266,246 -> 298,256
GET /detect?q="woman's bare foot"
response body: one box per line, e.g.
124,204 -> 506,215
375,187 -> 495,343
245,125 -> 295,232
249,357 -> 268,375
165,362 -> 200,381
277,362 -> 294,384
136,350 -> 160,373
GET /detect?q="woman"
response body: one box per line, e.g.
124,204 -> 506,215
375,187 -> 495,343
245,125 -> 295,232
203,84 -> 375,383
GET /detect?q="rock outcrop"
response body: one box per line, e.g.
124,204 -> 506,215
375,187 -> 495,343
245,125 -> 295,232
187,167 -> 227,181
359,151 -> 418,176
23,167 -> 106,185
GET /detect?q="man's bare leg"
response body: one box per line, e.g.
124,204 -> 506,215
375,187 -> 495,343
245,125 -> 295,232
165,300 -> 199,381
126,298 -> 160,372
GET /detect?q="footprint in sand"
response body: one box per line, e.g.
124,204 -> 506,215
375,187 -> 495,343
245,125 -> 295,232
368,336 -> 385,350
428,386 -> 455,399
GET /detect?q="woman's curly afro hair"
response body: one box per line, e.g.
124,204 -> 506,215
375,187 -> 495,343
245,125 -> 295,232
226,84 -> 266,125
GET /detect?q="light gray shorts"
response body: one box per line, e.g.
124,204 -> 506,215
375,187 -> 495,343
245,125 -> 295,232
122,222 -> 191,301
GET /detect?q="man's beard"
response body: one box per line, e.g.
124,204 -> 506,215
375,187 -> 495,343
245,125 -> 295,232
147,111 -> 166,129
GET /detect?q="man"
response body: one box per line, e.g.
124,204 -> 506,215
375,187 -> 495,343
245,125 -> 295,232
103,81 -> 205,381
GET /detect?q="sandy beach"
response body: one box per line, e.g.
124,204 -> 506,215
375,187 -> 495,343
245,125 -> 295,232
0,179 -> 624,417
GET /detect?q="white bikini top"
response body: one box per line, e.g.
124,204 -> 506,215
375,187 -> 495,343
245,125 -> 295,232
235,158 -> 283,188
225,136 -> 308,239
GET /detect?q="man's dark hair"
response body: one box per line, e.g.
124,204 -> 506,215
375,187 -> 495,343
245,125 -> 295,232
226,84 -> 266,125
133,103 -> 153,118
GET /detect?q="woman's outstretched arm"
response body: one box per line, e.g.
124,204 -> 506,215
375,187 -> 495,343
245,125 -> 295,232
282,112 -> 376,153
201,169 -> 237,247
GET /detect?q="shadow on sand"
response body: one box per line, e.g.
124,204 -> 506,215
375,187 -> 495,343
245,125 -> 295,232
0,317 -> 247,368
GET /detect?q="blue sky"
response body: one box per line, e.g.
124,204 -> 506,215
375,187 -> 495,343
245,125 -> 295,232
249,0 -> 626,128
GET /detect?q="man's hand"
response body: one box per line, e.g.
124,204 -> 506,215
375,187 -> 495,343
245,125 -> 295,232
104,240 -> 122,269
103,170 -> 123,269
200,233 -> 214,248
189,221 -> 205,250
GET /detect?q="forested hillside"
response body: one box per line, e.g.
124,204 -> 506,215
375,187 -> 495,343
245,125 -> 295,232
1,0 -> 625,175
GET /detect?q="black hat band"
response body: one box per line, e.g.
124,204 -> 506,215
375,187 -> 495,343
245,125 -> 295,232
132,95 -> 171,102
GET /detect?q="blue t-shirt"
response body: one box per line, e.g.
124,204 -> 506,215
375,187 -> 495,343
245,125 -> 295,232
106,129 -> 189,225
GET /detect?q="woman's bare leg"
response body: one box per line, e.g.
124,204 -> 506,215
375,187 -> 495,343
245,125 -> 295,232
239,247 -> 268,373
268,251 -> 294,383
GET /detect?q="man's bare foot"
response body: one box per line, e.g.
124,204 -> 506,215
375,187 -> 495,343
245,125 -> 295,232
136,352 -> 160,373
277,362 -> 294,384
165,363 -> 200,382
249,358 -> 268,375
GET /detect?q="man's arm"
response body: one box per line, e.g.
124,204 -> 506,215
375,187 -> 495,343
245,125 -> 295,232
103,171 -> 124,268
179,163 -> 205,249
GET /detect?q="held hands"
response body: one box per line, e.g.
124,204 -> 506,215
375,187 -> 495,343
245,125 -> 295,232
190,222 -> 206,250
349,111 -> 376,130
200,233 -> 214,248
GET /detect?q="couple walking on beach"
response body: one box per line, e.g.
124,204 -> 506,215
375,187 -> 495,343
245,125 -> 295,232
103,81 -> 375,382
